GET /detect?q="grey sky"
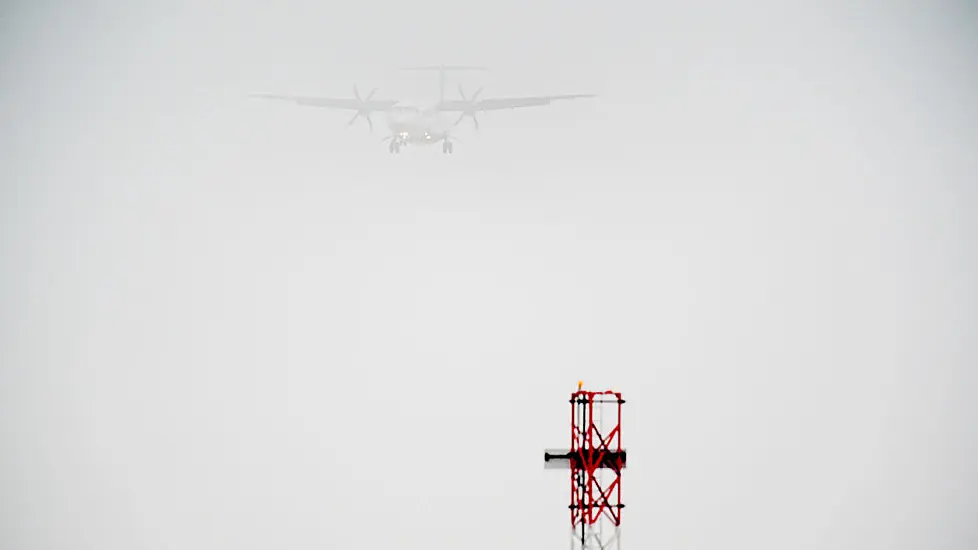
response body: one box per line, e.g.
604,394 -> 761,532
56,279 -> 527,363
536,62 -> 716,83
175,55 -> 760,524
2,1 -> 977,549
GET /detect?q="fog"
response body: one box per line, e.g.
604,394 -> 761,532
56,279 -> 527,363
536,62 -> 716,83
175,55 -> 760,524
2,1 -> 976,549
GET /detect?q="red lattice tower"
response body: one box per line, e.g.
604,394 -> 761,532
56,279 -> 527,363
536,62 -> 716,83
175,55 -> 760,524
544,382 -> 626,550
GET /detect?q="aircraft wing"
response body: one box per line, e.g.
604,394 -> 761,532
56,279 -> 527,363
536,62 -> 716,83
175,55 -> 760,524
438,94 -> 595,112
250,93 -> 399,111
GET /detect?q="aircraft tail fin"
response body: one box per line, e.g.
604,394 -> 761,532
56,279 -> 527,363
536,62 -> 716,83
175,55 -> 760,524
400,65 -> 488,102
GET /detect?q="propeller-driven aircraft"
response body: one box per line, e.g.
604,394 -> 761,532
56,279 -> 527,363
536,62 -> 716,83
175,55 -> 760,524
250,65 -> 595,154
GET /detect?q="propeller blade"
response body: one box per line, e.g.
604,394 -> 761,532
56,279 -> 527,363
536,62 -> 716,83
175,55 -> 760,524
353,85 -> 361,101
472,115 -> 479,130
472,88 -> 483,102
347,112 -> 359,125
458,84 -> 467,101
366,88 -> 378,101
454,113 -> 465,126
366,115 -> 373,133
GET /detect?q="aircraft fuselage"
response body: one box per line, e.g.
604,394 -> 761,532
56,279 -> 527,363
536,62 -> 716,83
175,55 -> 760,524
385,104 -> 457,153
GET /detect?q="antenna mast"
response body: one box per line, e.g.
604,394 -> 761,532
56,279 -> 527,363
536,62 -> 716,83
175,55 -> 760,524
544,382 -> 626,550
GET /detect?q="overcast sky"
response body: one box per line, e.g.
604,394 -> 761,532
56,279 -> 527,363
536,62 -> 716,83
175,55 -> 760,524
2,1 -> 977,549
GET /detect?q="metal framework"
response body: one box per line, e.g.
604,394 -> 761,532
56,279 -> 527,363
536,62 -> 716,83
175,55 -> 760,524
544,382 -> 626,550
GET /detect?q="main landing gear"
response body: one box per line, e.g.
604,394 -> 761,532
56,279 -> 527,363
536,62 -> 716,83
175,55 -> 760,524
388,139 -> 402,154
442,140 -> 454,154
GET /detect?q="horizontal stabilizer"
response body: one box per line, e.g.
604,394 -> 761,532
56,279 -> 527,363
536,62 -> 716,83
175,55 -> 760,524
401,65 -> 488,71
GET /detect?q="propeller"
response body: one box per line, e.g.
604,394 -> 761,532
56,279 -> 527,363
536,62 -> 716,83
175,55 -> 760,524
454,84 -> 483,130
347,84 -> 379,132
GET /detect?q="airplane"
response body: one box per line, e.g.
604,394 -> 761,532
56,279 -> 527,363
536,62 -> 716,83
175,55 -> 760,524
250,66 -> 596,154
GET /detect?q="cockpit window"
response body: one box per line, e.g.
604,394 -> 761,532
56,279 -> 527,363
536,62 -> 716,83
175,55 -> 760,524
391,105 -> 421,115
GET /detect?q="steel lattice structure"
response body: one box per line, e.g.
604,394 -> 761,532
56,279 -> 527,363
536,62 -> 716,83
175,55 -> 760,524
544,383 -> 626,550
